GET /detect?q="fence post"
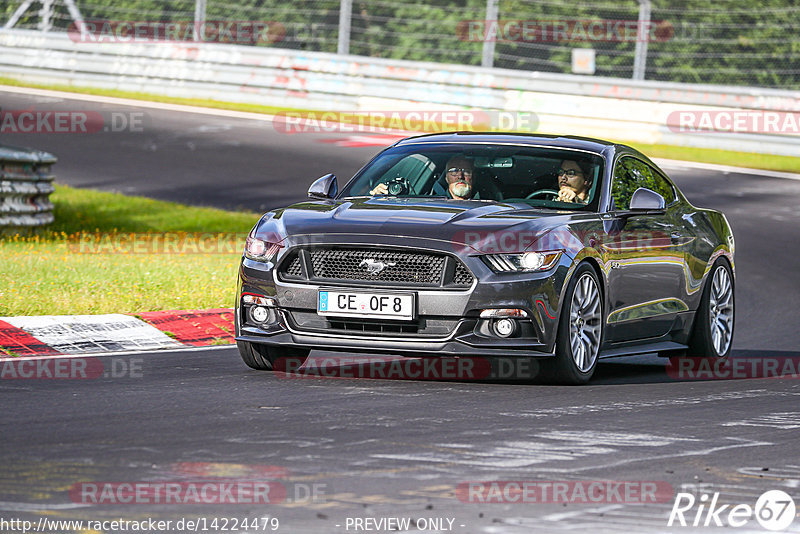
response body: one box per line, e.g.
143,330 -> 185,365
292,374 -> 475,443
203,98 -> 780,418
481,0 -> 498,68
338,0 -> 352,55
632,0 -> 651,80
37,0 -> 54,31
4,0 -> 86,36
194,0 -> 207,41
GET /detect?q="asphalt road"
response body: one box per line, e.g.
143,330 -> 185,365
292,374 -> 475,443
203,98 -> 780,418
1,88 -> 800,533
0,88 -> 382,212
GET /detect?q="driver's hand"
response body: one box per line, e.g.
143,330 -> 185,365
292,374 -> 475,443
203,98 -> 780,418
557,186 -> 577,203
370,183 -> 388,195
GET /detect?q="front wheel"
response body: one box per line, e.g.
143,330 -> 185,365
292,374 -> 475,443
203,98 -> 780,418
546,264 -> 603,384
688,261 -> 734,359
237,341 -> 310,371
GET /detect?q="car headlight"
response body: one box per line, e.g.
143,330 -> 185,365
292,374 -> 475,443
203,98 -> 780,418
244,236 -> 281,262
482,251 -> 562,273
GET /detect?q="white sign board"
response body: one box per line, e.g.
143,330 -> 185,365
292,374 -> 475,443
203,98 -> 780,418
572,48 -> 596,75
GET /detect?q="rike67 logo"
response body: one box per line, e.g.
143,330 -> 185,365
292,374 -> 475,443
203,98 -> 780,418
668,489 -> 796,531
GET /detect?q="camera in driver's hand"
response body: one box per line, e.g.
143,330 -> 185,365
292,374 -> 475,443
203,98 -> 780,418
385,176 -> 410,196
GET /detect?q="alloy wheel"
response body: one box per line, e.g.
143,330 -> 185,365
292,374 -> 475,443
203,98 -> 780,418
569,273 -> 602,372
709,265 -> 734,356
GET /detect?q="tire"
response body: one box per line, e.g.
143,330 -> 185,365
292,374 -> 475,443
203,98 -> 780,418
688,261 -> 734,359
237,341 -> 310,371
546,263 -> 604,385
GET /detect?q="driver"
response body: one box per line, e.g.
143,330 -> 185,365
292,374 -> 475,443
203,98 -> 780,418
369,156 -> 475,200
556,159 -> 592,203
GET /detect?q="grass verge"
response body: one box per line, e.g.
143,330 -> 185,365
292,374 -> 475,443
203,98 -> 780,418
2,76 -> 798,174
0,184 -> 260,316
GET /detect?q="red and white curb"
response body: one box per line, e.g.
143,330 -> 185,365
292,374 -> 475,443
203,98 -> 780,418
0,309 -> 234,357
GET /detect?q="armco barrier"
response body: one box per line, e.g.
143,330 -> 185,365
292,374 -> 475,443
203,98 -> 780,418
0,29 -> 799,156
0,144 -> 56,227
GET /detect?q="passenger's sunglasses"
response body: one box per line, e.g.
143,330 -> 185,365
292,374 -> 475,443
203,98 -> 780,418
447,167 -> 473,177
558,169 -> 582,177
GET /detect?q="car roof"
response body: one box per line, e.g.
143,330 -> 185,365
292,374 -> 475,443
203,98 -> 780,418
392,131 -> 641,159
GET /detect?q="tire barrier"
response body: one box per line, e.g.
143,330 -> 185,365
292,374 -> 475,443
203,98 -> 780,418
0,143 -> 56,227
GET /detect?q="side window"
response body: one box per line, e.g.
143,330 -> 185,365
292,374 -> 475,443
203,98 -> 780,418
611,157 -> 676,210
611,157 -> 637,210
378,154 -> 436,195
645,164 -> 677,205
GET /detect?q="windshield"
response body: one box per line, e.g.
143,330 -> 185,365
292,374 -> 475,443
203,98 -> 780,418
339,143 -> 604,209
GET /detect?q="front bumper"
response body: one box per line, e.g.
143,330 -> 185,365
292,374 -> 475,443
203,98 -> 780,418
235,237 -> 568,358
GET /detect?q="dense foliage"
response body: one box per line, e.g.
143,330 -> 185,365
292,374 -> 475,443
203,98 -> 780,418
3,0 -> 797,88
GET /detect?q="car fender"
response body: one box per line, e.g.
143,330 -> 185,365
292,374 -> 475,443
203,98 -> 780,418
535,223 -> 608,339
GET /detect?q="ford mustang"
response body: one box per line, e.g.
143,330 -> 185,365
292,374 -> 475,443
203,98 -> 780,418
235,132 -> 735,384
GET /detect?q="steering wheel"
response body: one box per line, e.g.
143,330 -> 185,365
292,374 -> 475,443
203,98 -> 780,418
525,188 -> 560,200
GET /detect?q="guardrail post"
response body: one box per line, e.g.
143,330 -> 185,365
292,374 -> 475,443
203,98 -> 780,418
194,0 -> 207,42
337,0 -> 352,55
481,0 -> 498,68
633,0 -> 651,80
0,144 -> 57,228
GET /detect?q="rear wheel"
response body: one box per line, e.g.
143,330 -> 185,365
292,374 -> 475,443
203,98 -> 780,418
688,261 -> 734,359
547,264 -> 603,384
237,341 -> 310,371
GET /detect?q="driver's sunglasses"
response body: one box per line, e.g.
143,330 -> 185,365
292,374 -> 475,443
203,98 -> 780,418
558,169 -> 582,177
447,167 -> 473,177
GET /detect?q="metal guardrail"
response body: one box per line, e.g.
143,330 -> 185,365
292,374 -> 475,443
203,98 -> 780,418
0,28 -> 798,156
0,144 -> 56,227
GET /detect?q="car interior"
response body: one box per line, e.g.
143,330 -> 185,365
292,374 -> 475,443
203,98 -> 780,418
360,150 -> 602,207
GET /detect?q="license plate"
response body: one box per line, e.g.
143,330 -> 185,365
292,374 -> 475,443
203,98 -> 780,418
317,290 -> 415,321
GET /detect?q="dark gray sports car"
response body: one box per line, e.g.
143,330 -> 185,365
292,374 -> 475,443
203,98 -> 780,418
235,132 -> 735,384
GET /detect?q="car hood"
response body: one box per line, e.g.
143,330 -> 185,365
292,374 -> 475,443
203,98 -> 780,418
254,197 -> 592,254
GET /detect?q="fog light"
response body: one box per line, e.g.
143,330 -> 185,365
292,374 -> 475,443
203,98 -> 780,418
493,318 -> 516,337
242,293 -> 275,306
480,308 -> 528,318
251,306 -> 269,323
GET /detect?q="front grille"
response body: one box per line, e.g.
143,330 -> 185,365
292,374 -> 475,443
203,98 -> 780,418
310,248 -> 445,284
278,247 -> 474,288
453,262 -> 473,286
284,255 -> 302,276
326,318 -> 419,335
286,310 -> 462,338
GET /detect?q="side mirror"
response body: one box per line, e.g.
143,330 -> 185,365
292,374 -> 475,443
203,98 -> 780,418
308,173 -> 338,200
629,187 -> 665,211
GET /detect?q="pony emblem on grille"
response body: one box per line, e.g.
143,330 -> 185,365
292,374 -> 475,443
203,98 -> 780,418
359,258 -> 396,275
